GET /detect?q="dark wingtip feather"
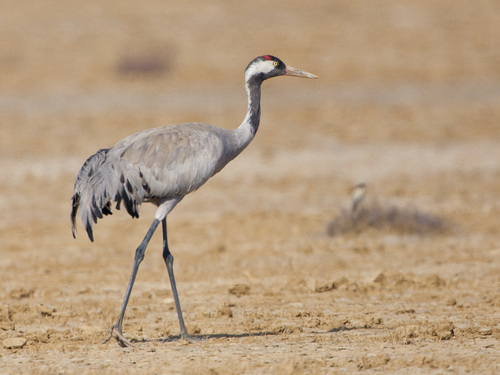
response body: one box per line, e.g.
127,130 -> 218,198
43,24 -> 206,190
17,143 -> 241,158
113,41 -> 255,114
86,224 -> 95,242
71,193 -> 80,239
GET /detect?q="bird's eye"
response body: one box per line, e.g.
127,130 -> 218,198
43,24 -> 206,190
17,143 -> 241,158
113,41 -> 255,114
273,61 -> 278,67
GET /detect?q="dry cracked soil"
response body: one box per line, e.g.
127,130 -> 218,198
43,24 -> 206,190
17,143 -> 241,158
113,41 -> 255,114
1,1 -> 500,374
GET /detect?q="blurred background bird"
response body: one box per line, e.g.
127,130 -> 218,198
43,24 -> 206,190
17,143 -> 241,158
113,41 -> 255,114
350,182 -> 367,215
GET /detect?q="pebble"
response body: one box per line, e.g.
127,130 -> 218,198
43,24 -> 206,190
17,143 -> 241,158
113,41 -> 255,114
479,328 -> 492,336
228,284 -> 250,296
0,322 -> 14,331
2,337 -> 27,349
37,304 -> 56,316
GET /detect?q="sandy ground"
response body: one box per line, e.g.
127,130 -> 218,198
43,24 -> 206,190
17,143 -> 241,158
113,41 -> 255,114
1,0 -> 500,373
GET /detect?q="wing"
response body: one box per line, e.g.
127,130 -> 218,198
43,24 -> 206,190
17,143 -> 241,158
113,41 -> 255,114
71,123 -> 227,241
114,123 -> 226,198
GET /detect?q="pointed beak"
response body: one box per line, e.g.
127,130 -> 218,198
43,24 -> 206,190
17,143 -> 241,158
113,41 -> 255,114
284,65 -> 318,79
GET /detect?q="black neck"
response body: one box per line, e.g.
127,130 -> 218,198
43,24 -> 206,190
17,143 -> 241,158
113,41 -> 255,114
246,76 -> 263,135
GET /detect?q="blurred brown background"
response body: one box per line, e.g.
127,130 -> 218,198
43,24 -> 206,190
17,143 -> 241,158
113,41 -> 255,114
1,0 -> 499,373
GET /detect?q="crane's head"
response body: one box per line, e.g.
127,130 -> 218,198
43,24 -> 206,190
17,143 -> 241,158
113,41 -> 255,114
245,55 -> 317,83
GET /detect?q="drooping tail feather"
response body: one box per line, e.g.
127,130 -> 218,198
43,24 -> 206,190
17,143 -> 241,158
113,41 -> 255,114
71,148 -> 111,242
71,147 -> 144,241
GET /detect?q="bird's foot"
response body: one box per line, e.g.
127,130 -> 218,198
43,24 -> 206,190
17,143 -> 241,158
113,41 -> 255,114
102,324 -> 135,348
181,331 -> 202,343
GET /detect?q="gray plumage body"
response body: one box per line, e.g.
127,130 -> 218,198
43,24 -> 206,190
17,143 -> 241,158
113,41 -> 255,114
71,121 -> 253,241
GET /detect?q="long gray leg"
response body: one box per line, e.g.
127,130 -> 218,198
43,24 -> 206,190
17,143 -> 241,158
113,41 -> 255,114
102,218 -> 160,347
161,218 -> 199,342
